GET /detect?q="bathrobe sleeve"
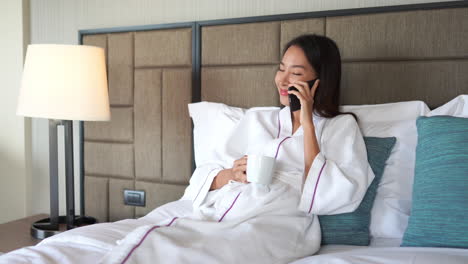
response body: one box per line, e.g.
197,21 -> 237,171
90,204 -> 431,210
298,114 -> 375,215
181,163 -> 224,208
181,111 -> 253,208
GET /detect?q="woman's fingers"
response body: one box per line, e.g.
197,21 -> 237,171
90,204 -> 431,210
233,156 -> 247,167
233,164 -> 247,173
290,83 -> 307,96
231,155 -> 249,183
233,165 -> 247,182
288,89 -> 306,102
289,82 -> 309,98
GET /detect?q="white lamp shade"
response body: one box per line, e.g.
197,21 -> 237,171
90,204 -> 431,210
17,44 -> 110,121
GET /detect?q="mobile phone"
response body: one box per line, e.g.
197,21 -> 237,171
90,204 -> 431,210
288,79 -> 317,112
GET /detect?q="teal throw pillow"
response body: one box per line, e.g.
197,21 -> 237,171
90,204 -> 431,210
402,116 -> 468,248
319,136 -> 396,245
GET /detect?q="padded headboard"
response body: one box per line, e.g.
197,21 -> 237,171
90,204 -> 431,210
81,3 -> 468,222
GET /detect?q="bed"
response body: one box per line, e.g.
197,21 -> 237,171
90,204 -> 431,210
1,1 -> 468,263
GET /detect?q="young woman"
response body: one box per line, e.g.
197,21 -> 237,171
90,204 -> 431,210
103,35 -> 374,264
209,34 -> 353,190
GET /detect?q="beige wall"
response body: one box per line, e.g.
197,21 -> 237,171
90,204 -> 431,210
27,0 -> 453,217
0,0 -> 31,224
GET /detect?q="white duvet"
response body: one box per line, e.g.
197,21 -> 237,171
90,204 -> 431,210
0,200 -> 193,264
1,200 -> 467,264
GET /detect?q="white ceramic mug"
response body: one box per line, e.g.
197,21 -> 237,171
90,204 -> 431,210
246,155 -> 276,186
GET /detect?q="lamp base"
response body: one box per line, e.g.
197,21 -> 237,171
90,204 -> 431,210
31,216 -> 97,240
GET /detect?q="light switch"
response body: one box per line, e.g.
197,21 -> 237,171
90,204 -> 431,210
123,189 -> 146,207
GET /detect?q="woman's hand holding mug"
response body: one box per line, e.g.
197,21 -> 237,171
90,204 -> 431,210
231,155 -> 248,183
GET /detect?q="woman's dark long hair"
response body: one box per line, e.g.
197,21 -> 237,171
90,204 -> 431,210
283,34 -> 355,119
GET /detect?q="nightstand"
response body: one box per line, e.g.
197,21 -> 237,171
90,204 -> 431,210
0,214 -> 48,253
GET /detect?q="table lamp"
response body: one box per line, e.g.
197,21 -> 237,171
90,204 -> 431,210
16,44 -> 110,239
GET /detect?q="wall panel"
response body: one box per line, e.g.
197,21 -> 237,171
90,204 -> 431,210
82,34 -> 107,61
109,178 -> 135,221
134,69 -> 162,181
202,66 -> 280,108
135,181 -> 187,217
162,69 -> 193,184
84,142 -> 134,178
84,176 -> 109,222
85,107 -> 133,142
134,28 -> 192,67
202,22 -> 280,65
84,28 -> 192,222
280,18 -> 325,51
327,8 -> 468,60
108,32 -> 134,105
341,61 -> 468,108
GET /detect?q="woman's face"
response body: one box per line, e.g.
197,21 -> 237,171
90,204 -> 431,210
275,45 -> 318,107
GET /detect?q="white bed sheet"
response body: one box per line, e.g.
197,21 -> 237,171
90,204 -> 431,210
291,245 -> 468,264
1,200 -> 467,264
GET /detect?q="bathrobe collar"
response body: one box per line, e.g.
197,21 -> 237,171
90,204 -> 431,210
278,106 -> 324,137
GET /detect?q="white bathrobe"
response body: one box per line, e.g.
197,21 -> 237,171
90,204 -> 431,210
101,106 -> 374,264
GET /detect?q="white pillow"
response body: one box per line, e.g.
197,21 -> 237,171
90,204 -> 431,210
188,102 -> 245,167
342,101 -> 430,242
428,94 -> 468,117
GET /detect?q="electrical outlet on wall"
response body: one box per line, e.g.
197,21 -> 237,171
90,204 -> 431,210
123,189 -> 146,207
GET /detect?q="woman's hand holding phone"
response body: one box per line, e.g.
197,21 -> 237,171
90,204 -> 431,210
288,79 -> 320,126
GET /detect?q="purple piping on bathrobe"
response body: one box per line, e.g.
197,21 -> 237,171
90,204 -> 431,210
308,161 -> 326,214
218,191 -> 242,222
